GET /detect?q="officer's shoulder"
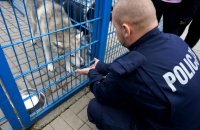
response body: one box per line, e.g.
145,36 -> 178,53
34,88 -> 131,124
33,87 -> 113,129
110,51 -> 146,75
164,33 -> 183,42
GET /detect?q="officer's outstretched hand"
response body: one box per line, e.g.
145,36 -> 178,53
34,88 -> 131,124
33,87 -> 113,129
76,58 -> 99,75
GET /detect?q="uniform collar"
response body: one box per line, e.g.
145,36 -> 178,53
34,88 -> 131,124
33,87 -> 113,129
128,27 -> 161,51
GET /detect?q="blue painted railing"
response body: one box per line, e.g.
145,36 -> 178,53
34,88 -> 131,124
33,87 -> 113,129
0,0 -> 128,129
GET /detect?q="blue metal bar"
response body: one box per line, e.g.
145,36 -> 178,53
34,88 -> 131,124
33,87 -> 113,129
95,0 -> 112,61
12,0 -> 25,15
68,1 -> 75,89
31,79 -> 89,122
1,0 -> 115,128
0,8 -> 31,128
59,0 -> 66,94
51,0 -> 60,98
0,84 -> 22,130
0,46 -> 31,127
1,18 -> 100,49
30,76 -> 89,116
0,116 -> 6,122
32,0 -> 51,105
78,0 -> 84,88
71,1 -> 79,89
21,0 -> 44,114
13,40 -> 98,80
35,0 -> 54,102
65,0 -> 73,90
91,0 -> 100,59
42,0 -> 57,101
11,1 -> 42,114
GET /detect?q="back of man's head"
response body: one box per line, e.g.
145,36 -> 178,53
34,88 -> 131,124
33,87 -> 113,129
113,0 -> 158,33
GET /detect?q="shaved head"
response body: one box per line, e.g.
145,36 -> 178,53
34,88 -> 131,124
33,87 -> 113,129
113,0 -> 158,33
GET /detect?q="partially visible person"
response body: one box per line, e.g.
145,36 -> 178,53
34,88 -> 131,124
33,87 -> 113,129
178,0 -> 200,48
77,0 -> 200,130
178,0 -> 200,33
184,9 -> 200,48
152,0 -> 182,34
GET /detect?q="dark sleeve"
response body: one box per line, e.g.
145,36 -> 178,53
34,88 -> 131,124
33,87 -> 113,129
88,69 -> 129,105
88,51 -> 146,105
95,61 -> 111,75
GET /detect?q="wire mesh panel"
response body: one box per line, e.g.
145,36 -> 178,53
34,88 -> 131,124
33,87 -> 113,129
0,0 -> 100,128
105,22 -> 128,63
0,80 -> 23,130
0,0 -> 125,129
12,0 -> 25,14
104,0 -> 128,63
0,109 -> 12,130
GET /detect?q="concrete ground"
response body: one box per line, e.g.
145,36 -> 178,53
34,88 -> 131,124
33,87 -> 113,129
0,1 -> 200,130
39,91 -> 98,130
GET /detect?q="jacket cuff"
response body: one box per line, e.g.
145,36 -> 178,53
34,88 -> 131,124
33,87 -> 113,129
88,69 -> 103,92
96,61 -> 110,75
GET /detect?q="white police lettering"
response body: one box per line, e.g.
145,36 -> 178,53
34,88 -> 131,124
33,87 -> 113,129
163,47 -> 199,92
183,58 -> 195,77
188,48 -> 199,70
163,72 -> 177,92
180,62 -> 194,79
173,66 -> 189,85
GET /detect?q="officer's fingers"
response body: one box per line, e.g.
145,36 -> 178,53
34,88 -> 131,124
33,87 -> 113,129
76,68 -> 90,75
94,58 -> 99,63
93,58 -> 99,68
90,63 -> 96,69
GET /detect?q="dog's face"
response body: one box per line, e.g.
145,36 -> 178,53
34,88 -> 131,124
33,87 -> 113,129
54,32 -> 84,68
70,52 -> 84,67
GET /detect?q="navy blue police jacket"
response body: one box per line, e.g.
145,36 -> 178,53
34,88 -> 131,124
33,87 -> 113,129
88,27 -> 200,130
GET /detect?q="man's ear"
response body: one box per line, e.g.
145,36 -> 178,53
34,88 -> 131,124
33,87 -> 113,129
122,23 -> 131,38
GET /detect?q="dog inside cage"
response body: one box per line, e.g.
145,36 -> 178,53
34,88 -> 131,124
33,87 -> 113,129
25,0 -> 96,72
0,1 -> 128,129
0,0 -> 115,119
23,0 -> 113,72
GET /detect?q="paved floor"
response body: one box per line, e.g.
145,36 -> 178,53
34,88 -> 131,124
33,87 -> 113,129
41,91 -> 98,130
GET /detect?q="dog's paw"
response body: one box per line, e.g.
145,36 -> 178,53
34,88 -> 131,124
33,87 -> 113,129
48,64 -> 55,71
66,64 -> 73,72
80,57 -> 84,66
66,66 -> 71,72
66,67 -> 70,72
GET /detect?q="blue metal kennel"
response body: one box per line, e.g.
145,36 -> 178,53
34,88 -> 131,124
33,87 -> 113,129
0,0 -> 127,129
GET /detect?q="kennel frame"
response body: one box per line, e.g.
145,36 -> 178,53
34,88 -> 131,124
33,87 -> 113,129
0,0 -> 127,129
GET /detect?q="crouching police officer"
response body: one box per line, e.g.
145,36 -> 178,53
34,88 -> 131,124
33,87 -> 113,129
77,0 -> 200,129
